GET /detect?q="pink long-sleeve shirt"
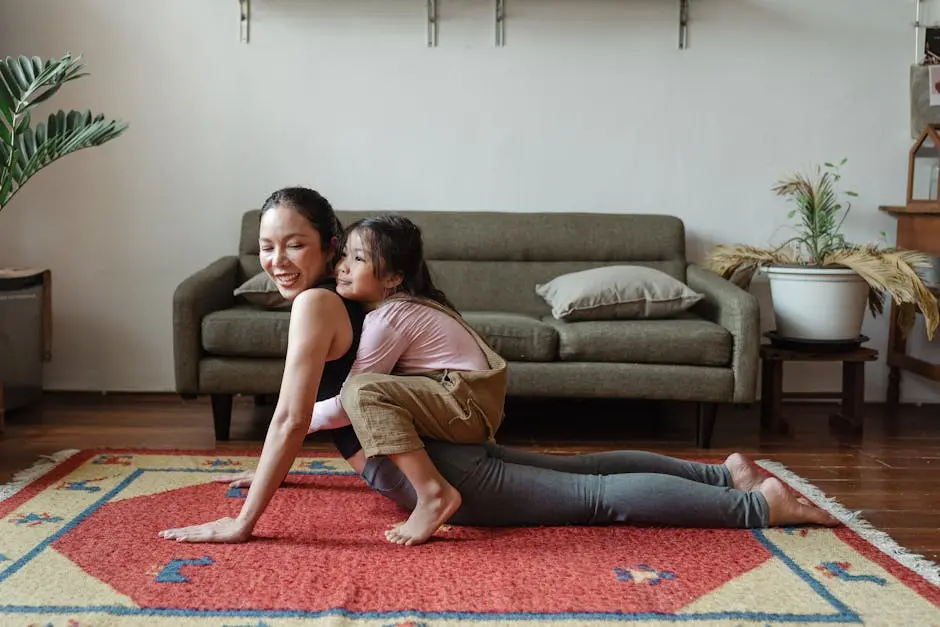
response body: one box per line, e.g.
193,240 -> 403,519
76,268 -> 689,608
309,299 -> 489,432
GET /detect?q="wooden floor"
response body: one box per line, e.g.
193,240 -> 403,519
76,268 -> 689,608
1,393 -> 938,563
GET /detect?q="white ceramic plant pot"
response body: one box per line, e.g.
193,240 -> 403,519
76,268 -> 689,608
762,265 -> 870,341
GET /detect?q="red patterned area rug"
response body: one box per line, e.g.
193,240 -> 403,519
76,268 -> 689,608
1,449 -> 938,627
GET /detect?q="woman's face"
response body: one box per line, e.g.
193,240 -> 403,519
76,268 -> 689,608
259,204 -> 333,301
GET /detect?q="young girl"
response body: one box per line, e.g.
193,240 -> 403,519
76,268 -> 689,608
312,214 -> 508,546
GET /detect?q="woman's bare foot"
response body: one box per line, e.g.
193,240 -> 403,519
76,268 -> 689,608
211,471 -> 255,488
724,453 -> 766,492
760,478 -> 840,527
385,483 -> 462,546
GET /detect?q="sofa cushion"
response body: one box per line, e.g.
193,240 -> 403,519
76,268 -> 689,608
233,271 -> 291,309
461,312 -> 558,362
543,312 -> 731,366
536,265 -> 703,321
203,306 -> 290,357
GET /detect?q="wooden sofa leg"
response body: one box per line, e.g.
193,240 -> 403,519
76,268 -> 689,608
696,402 -> 718,448
211,394 -> 233,441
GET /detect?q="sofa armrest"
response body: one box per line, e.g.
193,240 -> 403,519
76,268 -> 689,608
173,256 -> 240,395
687,263 -> 760,403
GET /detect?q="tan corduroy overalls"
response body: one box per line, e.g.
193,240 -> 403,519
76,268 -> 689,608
339,296 -> 508,458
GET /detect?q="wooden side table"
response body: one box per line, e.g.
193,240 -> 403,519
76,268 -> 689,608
878,205 -> 940,407
760,343 -> 878,437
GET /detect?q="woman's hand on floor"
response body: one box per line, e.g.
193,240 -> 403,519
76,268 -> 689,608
158,517 -> 251,543
211,471 -> 255,488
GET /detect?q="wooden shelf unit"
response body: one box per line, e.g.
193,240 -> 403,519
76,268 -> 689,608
879,205 -> 940,406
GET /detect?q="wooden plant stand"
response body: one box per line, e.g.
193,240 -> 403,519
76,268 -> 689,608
760,342 -> 878,437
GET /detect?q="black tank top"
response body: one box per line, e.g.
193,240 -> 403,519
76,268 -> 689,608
311,278 -> 366,458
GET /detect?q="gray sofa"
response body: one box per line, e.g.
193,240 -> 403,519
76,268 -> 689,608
173,210 -> 760,447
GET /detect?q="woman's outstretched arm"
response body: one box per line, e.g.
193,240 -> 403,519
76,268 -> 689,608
159,288 -> 349,543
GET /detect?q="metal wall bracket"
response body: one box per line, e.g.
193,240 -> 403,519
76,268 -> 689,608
239,0 -> 251,43
233,0 -> 687,49
427,0 -> 439,47
914,0 -> 929,63
495,0 -> 506,47
678,0 -> 689,49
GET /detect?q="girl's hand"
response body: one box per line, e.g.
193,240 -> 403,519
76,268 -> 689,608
158,517 -> 251,543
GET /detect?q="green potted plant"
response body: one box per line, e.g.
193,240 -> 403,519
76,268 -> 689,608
0,53 -> 128,422
1,53 -> 127,214
705,159 -> 939,343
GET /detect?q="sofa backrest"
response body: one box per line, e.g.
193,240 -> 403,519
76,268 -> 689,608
239,209 -> 687,316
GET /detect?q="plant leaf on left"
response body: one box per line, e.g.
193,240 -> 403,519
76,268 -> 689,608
0,53 -> 128,214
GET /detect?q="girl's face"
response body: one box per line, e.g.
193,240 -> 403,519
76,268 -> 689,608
259,204 -> 333,301
335,229 -> 401,308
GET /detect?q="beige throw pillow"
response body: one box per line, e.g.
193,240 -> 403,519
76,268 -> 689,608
535,265 -> 704,321
233,271 -> 291,309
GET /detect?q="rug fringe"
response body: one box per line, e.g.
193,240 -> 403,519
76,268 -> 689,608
756,458 -> 940,587
0,449 -> 81,503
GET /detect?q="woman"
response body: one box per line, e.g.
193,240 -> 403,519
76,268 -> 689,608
159,194 -> 837,544
159,186 -> 368,543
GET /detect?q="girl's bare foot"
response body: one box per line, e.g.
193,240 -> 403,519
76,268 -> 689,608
760,478 -> 840,527
724,453 -> 766,492
384,483 -> 462,546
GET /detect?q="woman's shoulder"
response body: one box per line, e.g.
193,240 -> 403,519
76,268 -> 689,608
303,279 -> 360,307
292,284 -> 351,320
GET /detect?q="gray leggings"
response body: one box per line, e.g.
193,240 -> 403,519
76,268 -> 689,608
360,440 -> 770,528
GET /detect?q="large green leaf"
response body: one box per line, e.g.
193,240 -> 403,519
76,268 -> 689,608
0,72 -> 14,128
0,53 -> 127,214
0,108 -> 128,210
0,55 -> 82,114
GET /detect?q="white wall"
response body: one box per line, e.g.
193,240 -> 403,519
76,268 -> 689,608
1,0 -> 938,402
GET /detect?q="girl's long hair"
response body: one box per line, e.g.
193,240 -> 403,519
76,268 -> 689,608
342,214 -> 457,311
